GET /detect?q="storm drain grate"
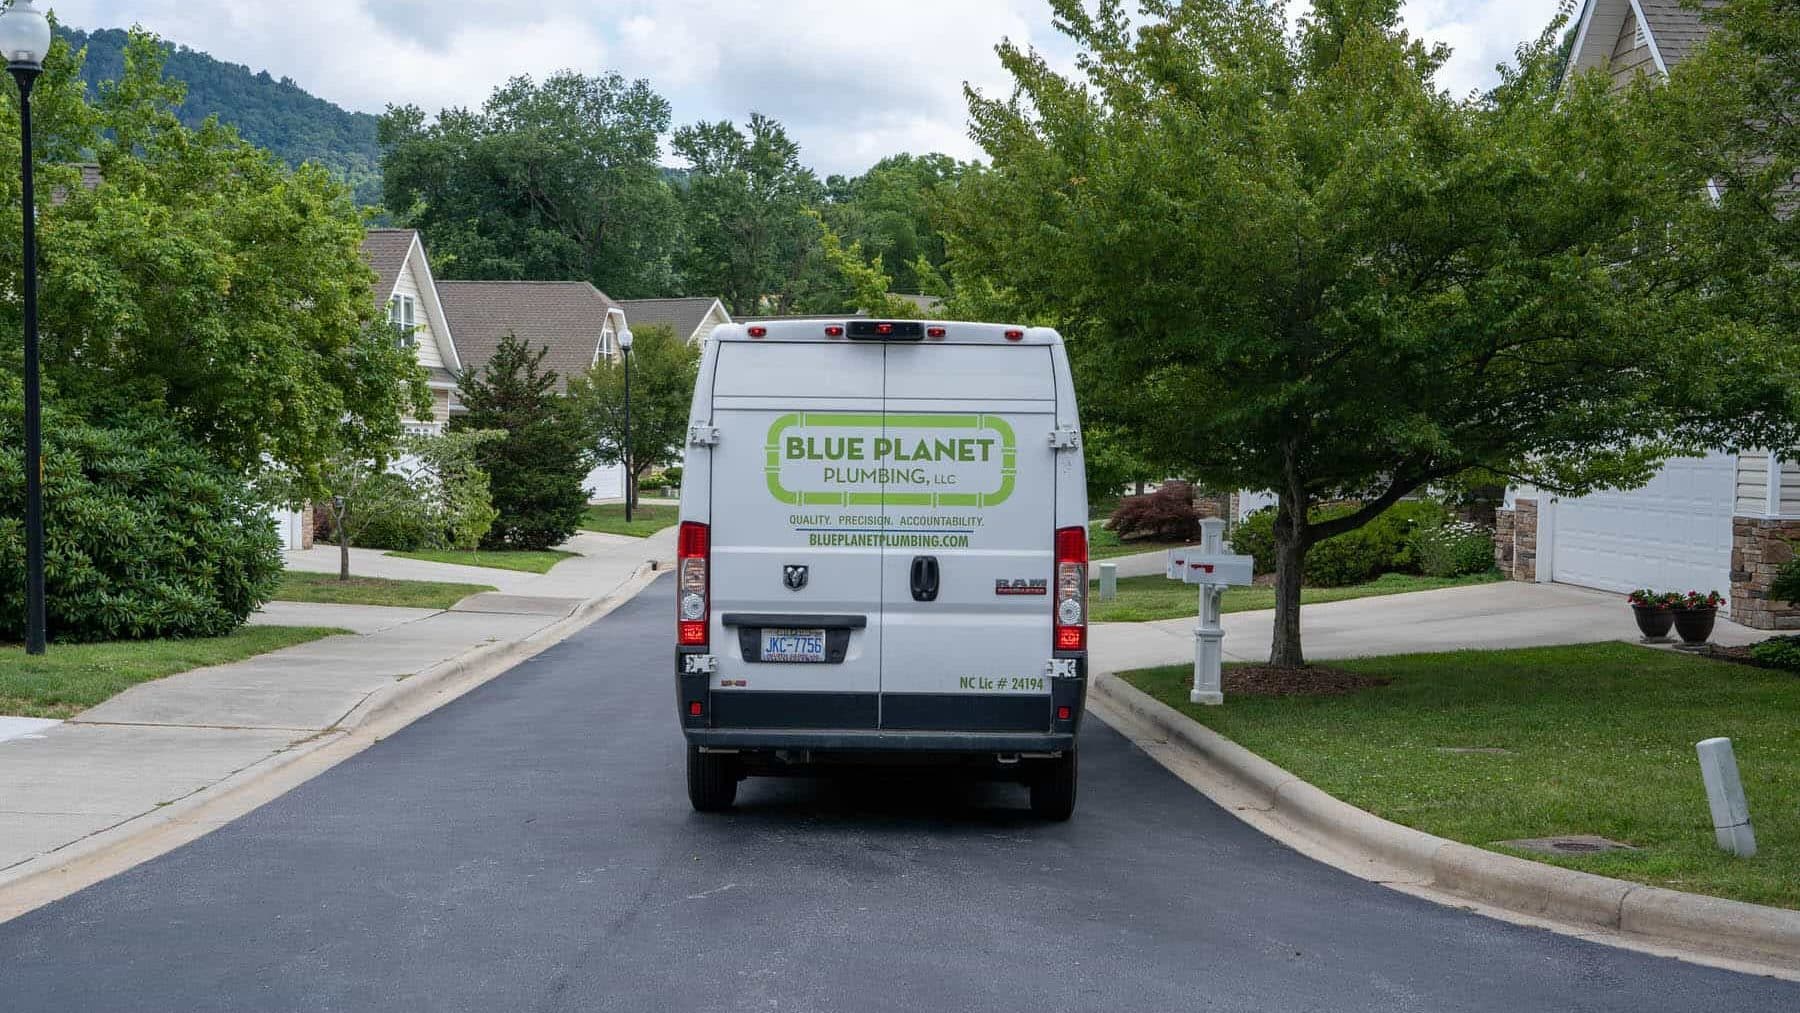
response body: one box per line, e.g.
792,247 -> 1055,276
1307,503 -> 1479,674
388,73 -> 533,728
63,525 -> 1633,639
1499,835 -> 1638,856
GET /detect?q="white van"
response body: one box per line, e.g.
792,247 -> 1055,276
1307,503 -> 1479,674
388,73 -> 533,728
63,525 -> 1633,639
673,319 -> 1089,819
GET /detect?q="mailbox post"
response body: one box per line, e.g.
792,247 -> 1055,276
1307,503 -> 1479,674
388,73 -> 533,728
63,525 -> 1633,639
1167,518 -> 1254,706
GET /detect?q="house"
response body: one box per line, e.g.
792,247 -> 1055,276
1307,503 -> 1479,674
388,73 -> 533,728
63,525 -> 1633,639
275,227 -> 466,551
361,228 -> 465,434
437,280 -> 629,500
1492,0 -> 1799,629
616,296 -> 732,346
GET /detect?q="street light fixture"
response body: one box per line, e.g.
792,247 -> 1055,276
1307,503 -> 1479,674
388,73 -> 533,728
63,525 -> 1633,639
2,0 -> 51,655
617,327 -> 634,524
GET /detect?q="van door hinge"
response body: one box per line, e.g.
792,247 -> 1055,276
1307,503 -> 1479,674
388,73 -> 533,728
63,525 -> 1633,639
688,425 -> 721,447
1045,658 -> 1080,679
682,654 -> 719,674
1048,427 -> 1081,449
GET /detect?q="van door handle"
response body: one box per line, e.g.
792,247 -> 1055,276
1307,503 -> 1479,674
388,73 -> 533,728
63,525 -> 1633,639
911,556 -> 939,602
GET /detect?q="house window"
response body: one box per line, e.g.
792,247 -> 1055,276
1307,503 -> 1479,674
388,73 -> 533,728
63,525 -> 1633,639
390,295 -> 418,349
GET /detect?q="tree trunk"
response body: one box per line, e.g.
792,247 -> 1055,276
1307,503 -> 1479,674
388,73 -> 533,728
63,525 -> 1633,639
1270,492 -> 1309,669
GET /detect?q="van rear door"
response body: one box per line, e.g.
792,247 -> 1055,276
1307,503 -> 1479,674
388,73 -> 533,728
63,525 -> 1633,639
707,341 -> 885,730
876,342 -> 1060,731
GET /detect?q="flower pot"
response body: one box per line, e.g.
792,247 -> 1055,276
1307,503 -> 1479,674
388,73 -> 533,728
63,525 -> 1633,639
1632,605 -> 1675,640
1674,607 -> 1717,645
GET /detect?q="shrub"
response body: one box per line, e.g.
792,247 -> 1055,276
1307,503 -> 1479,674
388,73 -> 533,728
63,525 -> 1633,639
349,474 -> 439,551
0,390 -> 281,642
663,464 -> 683,487
1109,483 -> 1201,543
1410,520 -> 1497,578
1230,499 -> 1453,584
1749,635 -> 1800,671
1770,556 -> 1800,608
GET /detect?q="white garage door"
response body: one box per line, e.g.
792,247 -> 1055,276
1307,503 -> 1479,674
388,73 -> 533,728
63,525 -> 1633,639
1548,453 -> 1735,595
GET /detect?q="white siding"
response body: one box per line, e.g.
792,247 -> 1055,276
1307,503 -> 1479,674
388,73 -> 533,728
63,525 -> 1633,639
692,304 -> 730,345
1735,453 -> 1800,517
391,257 -> 445,371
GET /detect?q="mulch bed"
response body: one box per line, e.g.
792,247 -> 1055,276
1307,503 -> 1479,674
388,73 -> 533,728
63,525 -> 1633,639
1224,664 -> 1392,697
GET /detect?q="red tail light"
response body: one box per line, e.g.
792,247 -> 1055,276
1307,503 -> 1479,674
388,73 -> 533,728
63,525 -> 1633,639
1054,526 -> 1087,652
876,323 -> 894,335
678,521 -> 710,647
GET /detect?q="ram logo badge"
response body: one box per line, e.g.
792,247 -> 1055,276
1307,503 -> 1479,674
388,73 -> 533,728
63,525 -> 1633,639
783,565 -> 809,591
995,578 -> 1048,596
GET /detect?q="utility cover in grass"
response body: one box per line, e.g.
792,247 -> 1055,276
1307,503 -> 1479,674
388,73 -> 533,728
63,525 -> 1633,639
1500,835 -> 1638,856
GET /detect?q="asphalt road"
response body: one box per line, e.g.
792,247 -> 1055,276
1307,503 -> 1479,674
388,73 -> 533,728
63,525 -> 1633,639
2,577 -> 1796,1012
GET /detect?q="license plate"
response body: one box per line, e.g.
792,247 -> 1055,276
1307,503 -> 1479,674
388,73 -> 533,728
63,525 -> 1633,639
761,628 -> 827,663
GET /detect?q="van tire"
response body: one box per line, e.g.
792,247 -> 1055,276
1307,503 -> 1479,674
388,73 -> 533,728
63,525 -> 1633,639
687,746 -> 738,812
1029,749 -> 1078,821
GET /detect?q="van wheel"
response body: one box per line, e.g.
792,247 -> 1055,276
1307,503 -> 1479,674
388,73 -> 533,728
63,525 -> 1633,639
687,746 -> 738,812
1029,749 -> 1078,821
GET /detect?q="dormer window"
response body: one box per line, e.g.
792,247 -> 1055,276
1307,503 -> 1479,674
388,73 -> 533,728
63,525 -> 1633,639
390,295 -> 418,349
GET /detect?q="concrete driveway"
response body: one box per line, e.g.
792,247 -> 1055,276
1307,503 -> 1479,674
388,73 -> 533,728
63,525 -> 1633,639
1092,580 -> 1773,673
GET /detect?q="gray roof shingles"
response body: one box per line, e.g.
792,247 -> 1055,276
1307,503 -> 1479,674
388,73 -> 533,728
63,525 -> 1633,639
618,297 -> 722,343
360,228 -> 416,305
436,281 -> 618,393
1639,0 -> 1723,66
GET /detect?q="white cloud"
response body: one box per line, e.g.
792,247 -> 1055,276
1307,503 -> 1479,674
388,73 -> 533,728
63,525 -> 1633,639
48,1 -> 1578,176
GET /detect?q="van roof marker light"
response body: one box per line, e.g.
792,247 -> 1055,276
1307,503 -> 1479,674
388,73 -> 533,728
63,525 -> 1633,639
1005,329 -> 1025,341
824,325 -> 844,337
927,326 -> 946,338
747,325 -> 768,338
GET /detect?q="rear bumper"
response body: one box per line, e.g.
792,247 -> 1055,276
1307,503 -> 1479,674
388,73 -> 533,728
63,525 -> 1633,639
675,649 -> 1086,751
684,728 -> 1076,753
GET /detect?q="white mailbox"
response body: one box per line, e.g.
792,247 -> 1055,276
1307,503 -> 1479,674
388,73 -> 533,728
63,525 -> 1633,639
1165,519 -> 1252,706
1177,553 -> 1254,588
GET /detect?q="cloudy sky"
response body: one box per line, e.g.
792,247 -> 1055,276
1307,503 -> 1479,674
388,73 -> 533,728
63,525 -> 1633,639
48,0 -> 1568,177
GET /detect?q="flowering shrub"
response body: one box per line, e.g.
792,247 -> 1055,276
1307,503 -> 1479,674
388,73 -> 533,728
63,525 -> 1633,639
1627,590 -> 1723,610
1408,520 -> 1496,578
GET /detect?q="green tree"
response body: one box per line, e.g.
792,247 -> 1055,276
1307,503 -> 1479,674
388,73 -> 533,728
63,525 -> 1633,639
396,429 -> 507,551
672,113 -> 827,315
569,323 -> 699,511
451,335 -> 588,550
823,152 -> 965,294
379,71 -> 681,298
0,29 -> 428,487
950,0 -> 1799,667
1645,0 -> 1797,360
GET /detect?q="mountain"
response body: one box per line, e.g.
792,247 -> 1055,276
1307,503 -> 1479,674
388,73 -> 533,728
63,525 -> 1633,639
59,27 -> 384,205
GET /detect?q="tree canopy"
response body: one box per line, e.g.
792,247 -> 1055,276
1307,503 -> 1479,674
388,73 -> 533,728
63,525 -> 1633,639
948,0 -> 1800,666
0,28 -> 427,492
379,70 -> 682,299
569,323 -> 700,508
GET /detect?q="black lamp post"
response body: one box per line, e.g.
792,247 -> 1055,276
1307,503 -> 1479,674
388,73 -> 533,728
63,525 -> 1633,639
618,326 -> 634,523
3,1 -> 50,655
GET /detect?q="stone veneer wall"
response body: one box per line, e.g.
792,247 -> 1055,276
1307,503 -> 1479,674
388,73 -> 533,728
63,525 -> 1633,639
1492,499 -> 1538,581
1730,517 -> 1800,630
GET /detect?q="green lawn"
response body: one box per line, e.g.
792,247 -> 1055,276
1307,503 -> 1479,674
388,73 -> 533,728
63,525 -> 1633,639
0,627 -> 347,719
1122,643 -> 1800,910
581,502 -> 679,538
1090,570 -> 1501,623
1087,520 -> 1192,561
385,548 -> 578,573
274,571 -> 495,610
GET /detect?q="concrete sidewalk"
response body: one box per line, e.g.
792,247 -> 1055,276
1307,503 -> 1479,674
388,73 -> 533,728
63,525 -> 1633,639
282,529 -> 677,597
1092,580 -> 1774,673
0,528 -> 674,886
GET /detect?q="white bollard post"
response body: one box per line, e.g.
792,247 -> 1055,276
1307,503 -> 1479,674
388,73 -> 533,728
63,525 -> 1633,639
1191,518 -> 1228,706
1098,561 -> 1118,601
1696,737 -> 1756,858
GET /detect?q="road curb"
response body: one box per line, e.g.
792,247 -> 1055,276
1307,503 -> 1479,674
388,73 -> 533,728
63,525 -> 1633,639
0,563 -> 666,925
1089,671 -> 1800,972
